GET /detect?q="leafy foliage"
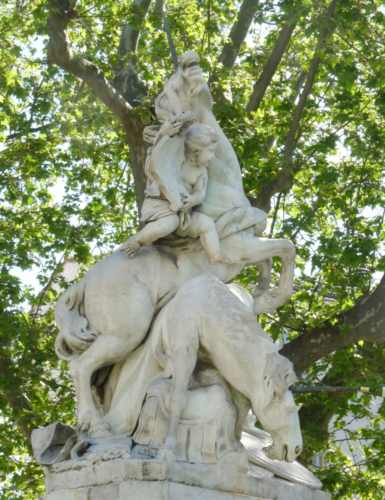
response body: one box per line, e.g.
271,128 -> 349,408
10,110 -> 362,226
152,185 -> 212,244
1,0 -> 385,498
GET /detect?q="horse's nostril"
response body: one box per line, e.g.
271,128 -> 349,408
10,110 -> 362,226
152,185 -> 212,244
295,445 -> 301,455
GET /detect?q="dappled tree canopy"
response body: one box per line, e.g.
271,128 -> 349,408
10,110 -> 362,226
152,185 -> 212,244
1,0 -> 385,497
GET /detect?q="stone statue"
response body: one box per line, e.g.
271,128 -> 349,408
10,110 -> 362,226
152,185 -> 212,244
120,121 -> 228,263
33,51 -> 329,500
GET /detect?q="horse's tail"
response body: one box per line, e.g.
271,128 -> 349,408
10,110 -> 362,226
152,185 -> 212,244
55,280 -> 98,360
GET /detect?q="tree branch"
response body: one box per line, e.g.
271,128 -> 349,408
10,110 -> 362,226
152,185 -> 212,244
255,0 -> 338,212
162,7 -> 178,69
119,0 -> 152,55
293,384 -> 384,394
281,273 -> 385,373
123,122 -> 146,211
219,0 -> 260,69
114,0 -> 152,105
47,0 -> 134,124
46,1 -> 146,210
30,254 -> 65,320
246,16 -> 298,112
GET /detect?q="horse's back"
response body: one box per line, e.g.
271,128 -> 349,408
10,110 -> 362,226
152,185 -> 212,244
83,250 -> 162,347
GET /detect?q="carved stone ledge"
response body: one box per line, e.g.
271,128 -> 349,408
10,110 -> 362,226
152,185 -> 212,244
43,455 -> 330,500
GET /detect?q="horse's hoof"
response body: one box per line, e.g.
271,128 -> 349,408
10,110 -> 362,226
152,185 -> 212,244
70,439 -> 92,459
77,409 -> 111,437
77,418 -> 92,433
89,421 -> 112,438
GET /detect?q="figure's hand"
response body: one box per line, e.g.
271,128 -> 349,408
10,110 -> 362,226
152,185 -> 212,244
159,119 -> 183,137
159,112 -> 195,138
175,111 -> 195,124
143,125 -> 159,144
181,193 -> 195,210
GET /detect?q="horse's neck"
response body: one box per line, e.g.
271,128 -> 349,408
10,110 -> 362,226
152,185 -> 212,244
195,109 -> 244,191
158,86 -> 245,193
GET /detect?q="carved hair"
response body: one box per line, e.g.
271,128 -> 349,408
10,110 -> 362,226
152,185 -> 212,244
177,50 -> 200,69
184,123 -> 218,151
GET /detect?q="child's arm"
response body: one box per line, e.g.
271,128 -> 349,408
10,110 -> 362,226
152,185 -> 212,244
182,171 -> 208,209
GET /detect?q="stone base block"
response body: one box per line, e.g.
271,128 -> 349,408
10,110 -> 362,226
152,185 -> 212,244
44,456 -> 330,500
45,481 -> 268,500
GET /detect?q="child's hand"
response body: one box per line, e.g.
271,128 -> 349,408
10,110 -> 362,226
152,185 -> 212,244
181,193 -> 194,209
170,200 -> 182,212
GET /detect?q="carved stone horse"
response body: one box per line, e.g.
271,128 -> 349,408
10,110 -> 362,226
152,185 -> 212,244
99,275 -> 302,462
151,275 -> 302,462
55,51 -> 296,437
56,229 -> 294,436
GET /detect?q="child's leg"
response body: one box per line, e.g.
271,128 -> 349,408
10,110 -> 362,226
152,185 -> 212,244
120,215 -> 179,254
189,213 -> 223,262
136,215 -> 179,245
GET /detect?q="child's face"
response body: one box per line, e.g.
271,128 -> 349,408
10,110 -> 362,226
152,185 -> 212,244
191,141 -> 217,167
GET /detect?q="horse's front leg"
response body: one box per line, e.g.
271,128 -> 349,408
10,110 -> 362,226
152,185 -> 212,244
253,239 -> 295,313
222,235 -> 295,313
277,240 -> 296,296
253,258 -> 272,298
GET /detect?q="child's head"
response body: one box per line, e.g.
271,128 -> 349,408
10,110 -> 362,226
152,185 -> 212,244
185,123 -> 218,167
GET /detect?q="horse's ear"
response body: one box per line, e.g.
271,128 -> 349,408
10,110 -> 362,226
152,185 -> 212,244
264,353 -> 296,401
285,368 -> 297,388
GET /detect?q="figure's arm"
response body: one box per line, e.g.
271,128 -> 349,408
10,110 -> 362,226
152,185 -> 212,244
149,136 -> 183,211
159,183 -> 183,212
154,112 -> 195,144
155,119 -> 183,143
153,170 -> 183,212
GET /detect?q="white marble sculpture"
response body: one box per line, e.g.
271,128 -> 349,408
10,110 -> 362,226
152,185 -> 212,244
32,51 -> 329,499
120,121 -> 229,263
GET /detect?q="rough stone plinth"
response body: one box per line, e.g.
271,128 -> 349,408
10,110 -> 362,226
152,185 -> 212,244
44,456 -> 330,500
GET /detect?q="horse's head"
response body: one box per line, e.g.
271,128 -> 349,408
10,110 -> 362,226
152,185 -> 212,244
253,352 -> 303,462
262,390 -> 302,462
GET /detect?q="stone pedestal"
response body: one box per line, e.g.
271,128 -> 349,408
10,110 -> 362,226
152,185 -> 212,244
43,455 -> 330,500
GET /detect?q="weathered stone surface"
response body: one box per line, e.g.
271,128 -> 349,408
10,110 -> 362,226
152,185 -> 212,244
44,477 -> 330,500
45,488 -> 89,500
118,480 -> 168,499
168,482 -> 269,500
43,456 -> 330,500
88,484 -> 119,500
45,457 -> 167,493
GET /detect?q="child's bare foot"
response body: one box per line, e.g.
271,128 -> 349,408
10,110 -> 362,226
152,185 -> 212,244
209,254 -> 233,265
117,238 -> 141,256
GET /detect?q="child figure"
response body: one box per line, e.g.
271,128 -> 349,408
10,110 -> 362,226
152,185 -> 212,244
120,121 -> 226,263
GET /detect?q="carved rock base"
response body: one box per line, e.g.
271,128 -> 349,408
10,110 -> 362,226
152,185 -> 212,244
43,455 -> 330,500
